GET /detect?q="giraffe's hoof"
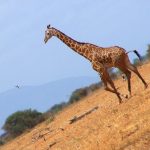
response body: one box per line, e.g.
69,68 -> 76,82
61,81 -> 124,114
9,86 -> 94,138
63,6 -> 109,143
144,84 -> 148,89
119,101 -> 123,104
124,94 -> 129,99
120,94 -> 129,99
116,87 -> 120,90
119,99 -> 123,104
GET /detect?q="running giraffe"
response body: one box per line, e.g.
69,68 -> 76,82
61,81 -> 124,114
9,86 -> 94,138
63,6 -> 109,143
44,25 -> 148,103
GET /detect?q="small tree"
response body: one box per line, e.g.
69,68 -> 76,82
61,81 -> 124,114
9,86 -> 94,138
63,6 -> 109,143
88,82 -> 101,92
146,44 -> 150,59
0,139 -> 5,146
49,102 -> 67,114
3,109 -> 44,137
69,88 -> 88,104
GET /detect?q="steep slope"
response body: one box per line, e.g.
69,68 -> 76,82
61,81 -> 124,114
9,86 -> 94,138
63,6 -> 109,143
0,76 -> 98,135
0,62 -> 150,150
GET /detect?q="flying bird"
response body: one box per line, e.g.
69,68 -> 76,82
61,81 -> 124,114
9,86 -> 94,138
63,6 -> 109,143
15,85 -> 20,89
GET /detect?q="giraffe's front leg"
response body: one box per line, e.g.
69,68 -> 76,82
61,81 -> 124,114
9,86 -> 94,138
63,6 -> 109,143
92,62 -> 123,103
100,72 -> 123,103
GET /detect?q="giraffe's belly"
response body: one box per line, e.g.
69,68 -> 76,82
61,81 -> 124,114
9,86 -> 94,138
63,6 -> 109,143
103,63 -> 115,69
95,46 -> 126,68
98,57 -> 114,68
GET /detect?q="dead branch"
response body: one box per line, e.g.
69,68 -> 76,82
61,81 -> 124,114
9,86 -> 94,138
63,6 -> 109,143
47,141 -> 57,150
69,106 -> 99,124
32,128 -> 54,142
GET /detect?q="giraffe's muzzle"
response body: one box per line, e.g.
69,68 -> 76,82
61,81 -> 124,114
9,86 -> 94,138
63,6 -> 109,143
44,38 -> 48,43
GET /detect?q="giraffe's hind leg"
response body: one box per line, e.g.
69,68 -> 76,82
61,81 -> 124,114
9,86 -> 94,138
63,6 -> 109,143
117,65 -> 132,96
125,57 -> 148,89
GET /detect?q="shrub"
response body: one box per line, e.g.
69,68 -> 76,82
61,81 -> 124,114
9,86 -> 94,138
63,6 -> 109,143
69,88 -> 89,104
0,139 -> 5,146
88,82 -> 102,92
46,102 -> 67,115
68,82 -> 102,104
146,44 -> 150,59
44,114 -> 55,125
3,109 -> 45,137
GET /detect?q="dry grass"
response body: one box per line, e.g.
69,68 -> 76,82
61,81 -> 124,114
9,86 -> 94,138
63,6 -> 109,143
1,62 -> 150,150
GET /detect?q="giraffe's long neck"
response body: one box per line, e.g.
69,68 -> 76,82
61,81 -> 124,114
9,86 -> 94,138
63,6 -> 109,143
53,28 -> 91,60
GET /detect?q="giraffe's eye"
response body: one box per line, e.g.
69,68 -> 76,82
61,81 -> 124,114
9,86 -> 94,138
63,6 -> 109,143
47,33 -> 49,35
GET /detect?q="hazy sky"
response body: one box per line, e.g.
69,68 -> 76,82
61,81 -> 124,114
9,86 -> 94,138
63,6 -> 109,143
0,0 -> 150,92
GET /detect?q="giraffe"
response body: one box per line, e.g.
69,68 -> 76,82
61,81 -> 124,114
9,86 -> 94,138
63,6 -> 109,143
44,25 -> 148,103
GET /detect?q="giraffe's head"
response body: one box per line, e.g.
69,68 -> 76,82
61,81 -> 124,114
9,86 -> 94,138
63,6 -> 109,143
44,24 -> 55,43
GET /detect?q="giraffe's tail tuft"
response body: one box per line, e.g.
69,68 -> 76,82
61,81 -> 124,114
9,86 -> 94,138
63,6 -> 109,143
126,50 -> 142,61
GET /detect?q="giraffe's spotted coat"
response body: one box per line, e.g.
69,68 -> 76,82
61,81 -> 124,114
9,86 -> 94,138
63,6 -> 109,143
44,26 -> 148,103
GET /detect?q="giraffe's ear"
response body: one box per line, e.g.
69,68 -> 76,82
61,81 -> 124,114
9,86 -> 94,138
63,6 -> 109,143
47,24 -> 51,29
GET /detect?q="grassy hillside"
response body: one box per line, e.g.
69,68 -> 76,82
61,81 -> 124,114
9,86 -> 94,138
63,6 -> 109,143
0,62 -> 150,150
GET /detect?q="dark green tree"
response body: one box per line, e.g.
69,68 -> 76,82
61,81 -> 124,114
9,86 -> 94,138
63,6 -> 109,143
3,109 -> 44,137
146,44 -> 150,59
48,102 -> 67,114
69,88 -> 88,104
0,139 -> 5,146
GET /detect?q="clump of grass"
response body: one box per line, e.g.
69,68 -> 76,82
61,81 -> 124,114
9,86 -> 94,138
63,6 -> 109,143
45,115 -> 55,125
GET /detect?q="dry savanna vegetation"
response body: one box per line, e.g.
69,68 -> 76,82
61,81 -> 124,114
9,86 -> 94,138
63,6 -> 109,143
0,59 -> 150,150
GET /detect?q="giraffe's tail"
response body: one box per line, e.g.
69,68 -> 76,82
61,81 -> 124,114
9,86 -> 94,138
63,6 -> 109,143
126,50 -> 142,61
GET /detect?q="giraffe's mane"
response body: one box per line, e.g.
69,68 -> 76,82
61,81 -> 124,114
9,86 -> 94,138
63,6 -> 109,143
53,28 -> 79,42
53,27 -> 99,47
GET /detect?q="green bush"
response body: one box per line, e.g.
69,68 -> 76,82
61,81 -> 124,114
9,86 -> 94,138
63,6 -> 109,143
69,88 -> 89,104
47,102 -> 67,114
88,82 -> 101,92
146,44 -> 150,59
3,109 -> 45,137
0,139 -> 5,146
68,82 -> 102,104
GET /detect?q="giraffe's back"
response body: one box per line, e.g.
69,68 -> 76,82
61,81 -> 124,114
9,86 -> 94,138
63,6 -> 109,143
94,46 -> 127,67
